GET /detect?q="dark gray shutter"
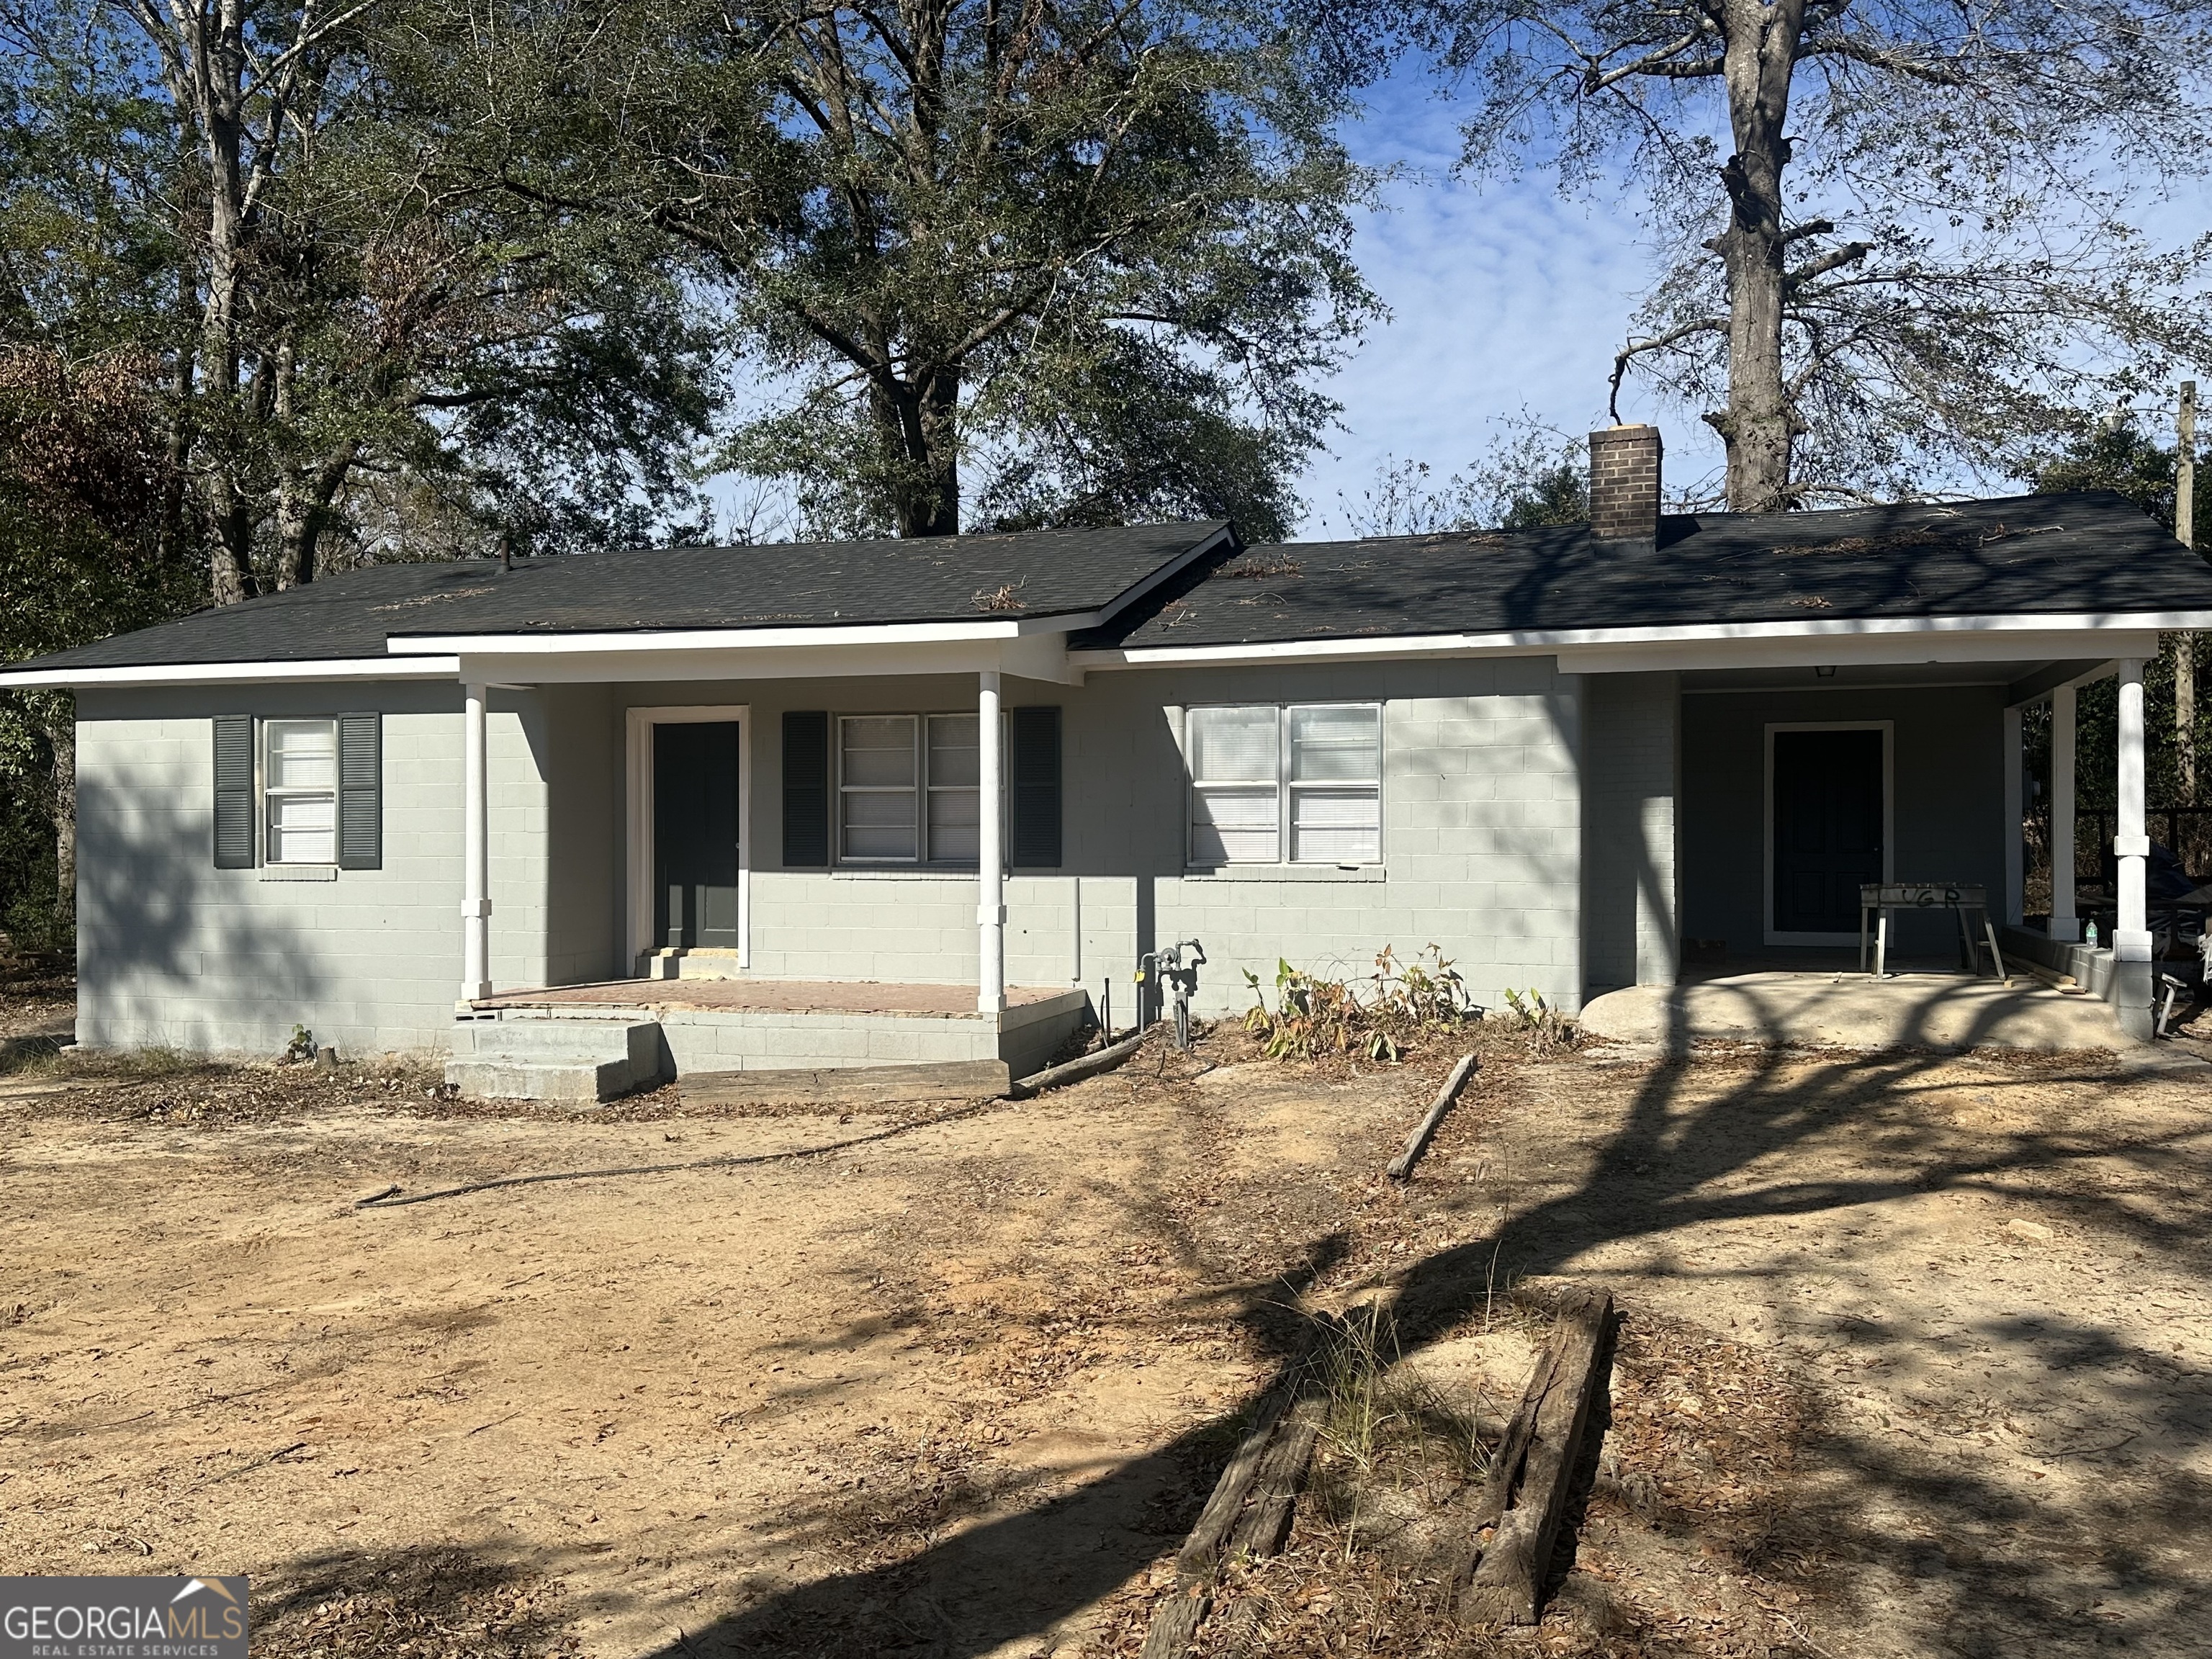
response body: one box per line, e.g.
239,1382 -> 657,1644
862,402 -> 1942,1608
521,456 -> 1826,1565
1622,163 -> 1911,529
782,711 -> 830,866
212,715 -> 255,868
1009,706 -> 1061,868
337,712 -> 382,869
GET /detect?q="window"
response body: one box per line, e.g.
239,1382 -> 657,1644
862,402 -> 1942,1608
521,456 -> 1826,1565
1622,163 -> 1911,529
838,714 -> 919,861
1188,702 -> 1380,866
264,719 -> 338,865
926,714 -> 981,862
797,709 -> 1057,871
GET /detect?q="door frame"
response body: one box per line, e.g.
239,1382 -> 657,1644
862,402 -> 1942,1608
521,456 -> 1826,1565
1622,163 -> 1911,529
1763,720 -> 1894,945
626,704 -> 750,971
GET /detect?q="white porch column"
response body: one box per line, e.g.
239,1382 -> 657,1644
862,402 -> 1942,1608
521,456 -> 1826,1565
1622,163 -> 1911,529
460,681 -> 493,1007
2114,659 -> 2155,1037
2051,682 -> 2078,941
2002,703 -> 2024,926
976,669 -> 1006,1013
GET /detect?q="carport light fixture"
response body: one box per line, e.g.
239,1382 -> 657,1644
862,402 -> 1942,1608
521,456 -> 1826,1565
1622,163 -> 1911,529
1815,665 -> 1837,678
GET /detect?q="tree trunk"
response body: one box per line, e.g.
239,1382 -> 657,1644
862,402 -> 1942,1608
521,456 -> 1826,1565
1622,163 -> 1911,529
1707,0 -> 1807,513
189,0 -> 260,603
276,439 -> 359,588
159,258 -> 197,567
881,365 -> 962,537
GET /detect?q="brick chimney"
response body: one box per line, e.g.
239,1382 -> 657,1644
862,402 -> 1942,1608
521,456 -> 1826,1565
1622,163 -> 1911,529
1588,424 -> 1663,543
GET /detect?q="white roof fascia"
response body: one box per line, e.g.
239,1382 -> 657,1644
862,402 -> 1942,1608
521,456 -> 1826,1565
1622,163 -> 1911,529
390,613 -> 1097,657
1069,612 -> 2203,674
454,630 -> 1084,688
0,655 -> 464,691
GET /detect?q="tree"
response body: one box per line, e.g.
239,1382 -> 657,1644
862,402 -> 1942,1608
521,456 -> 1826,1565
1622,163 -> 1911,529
1336,420 -> 1588,536
1420,1 -> 2212,513
0,0 -> 723,606
0,345 -> 200,940
2028,406 -> 2208,804
445,0 -> 1379,540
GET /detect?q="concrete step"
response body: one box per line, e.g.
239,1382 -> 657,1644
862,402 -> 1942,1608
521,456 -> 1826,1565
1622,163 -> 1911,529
446,1019 -> 665,1104
446,1056 -> 642,1105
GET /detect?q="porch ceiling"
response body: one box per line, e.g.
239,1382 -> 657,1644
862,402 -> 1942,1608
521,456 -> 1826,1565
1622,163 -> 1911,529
1681,657 -> 2088,693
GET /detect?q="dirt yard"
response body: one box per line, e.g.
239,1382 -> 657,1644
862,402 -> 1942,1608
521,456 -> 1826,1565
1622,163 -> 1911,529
3,975 -> 2210,1658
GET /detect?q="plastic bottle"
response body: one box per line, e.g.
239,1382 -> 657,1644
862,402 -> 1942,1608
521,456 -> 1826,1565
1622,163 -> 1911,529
2085,919 -> 2100,948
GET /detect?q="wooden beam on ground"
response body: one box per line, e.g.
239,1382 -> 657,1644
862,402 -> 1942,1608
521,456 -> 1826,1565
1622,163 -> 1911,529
1457,1288 -> 1615,1629
678,1058 -> 1010,1107
1012,1030 -> 1147,1098
1386,1052 -> 1478,1181
2013,959 -> 2087,994
1140,1328 -> 1331,1659
1226,1389 -> 1327,1559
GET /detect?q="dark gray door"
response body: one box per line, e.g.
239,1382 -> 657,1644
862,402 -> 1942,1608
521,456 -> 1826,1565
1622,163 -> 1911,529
655,721 -> 740,949
1772,728 -> 1884,933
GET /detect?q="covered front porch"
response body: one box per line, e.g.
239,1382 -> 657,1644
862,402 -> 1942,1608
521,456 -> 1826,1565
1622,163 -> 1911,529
1668,644 -> 2170,1043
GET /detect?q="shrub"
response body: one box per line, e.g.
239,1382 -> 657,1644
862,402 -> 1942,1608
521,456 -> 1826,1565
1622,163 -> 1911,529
1242,945 -> 1477,1062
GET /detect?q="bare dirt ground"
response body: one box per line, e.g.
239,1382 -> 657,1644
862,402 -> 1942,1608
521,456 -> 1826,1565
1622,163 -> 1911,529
4,972 -> 2210,1658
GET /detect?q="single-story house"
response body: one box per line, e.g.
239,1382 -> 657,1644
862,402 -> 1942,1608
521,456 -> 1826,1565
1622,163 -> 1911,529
8,425 -> 2210,1093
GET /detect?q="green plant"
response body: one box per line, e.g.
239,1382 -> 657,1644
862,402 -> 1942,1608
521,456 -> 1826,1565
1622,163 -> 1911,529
1501,987 -> 1576,1055
1243,959 -> 1398,1061
280,1025 -> 316,1065
1241,944 -> 1476,1063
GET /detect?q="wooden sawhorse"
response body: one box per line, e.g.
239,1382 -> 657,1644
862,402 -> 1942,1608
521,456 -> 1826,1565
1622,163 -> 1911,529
1859,883 -> 2009,982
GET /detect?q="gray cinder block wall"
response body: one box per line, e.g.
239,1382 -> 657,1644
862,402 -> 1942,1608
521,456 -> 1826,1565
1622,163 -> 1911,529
73,656 -> 1591,1056
76,683 -> 552,1055
1581,671 -> 1681,990
616,658 -> 1586,1018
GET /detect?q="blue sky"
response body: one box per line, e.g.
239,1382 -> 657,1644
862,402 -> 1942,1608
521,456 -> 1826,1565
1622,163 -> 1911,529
1292,77 -> 1710,537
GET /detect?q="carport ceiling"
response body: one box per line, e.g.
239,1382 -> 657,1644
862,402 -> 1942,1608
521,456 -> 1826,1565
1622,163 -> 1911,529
1681,659 -> 2093,693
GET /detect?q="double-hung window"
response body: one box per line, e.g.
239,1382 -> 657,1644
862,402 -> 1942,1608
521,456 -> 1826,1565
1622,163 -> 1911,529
1188,702 -> 1381,866
837,713 -> 984,864
264,719 -> 338,865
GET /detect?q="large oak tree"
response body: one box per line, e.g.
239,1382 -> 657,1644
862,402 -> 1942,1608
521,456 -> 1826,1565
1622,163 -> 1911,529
1419,1 -> 2212,510
446,0 -> 1380,539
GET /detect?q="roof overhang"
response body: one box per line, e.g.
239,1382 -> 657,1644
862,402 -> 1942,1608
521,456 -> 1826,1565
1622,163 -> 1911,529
0,655 -> 464,691
1070,611 -> 2201,675
445,630 -> 1084,686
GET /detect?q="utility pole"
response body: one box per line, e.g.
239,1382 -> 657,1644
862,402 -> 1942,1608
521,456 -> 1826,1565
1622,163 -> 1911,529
2180,380 -> 2198,803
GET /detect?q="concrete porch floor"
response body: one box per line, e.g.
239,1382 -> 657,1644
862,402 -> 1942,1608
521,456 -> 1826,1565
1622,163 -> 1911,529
463,978 -> 1094,1086
1582,958 -> 2134,1052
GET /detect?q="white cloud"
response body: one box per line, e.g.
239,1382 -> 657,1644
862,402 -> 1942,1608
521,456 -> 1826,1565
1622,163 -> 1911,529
1295,84 -> 1723,538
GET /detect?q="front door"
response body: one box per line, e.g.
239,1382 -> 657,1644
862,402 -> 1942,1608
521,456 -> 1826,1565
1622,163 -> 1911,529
655,721 -> 741,948
1772,727 -> 1884,934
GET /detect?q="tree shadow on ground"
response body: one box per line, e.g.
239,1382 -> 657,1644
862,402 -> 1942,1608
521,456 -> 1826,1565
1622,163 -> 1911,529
250,1542 -> 581,1658
617,992 -> 2212,1657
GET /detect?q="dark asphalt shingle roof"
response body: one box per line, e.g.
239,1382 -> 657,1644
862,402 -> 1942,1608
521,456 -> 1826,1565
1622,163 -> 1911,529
1074,491 -> 2212,650
14,492 -> 2211,675
16,521 -> 1228,670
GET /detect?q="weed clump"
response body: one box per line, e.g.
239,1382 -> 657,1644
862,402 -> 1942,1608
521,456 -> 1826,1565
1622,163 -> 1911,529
1242,945 -> 1478,1062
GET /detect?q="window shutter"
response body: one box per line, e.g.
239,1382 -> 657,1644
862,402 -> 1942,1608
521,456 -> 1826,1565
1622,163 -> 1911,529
336,712 -> 382,870
1009,706 -> 1062,868
782,711 -> 831,866
212,715 -> 255,868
